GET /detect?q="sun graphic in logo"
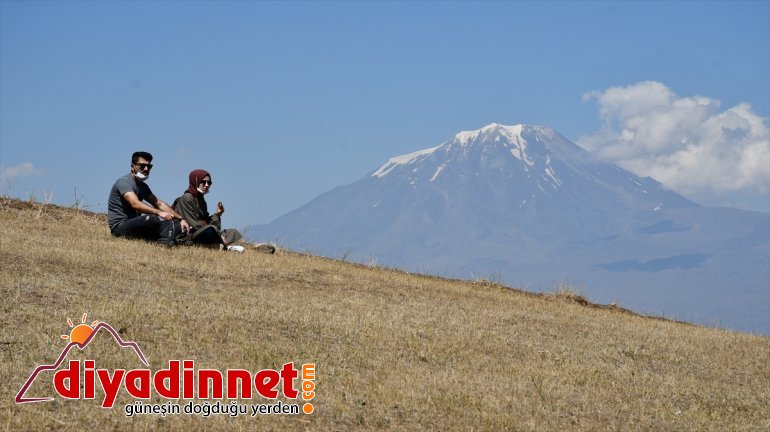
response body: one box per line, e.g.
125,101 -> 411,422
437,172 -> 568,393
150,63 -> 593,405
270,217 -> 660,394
60,313 -> 99,346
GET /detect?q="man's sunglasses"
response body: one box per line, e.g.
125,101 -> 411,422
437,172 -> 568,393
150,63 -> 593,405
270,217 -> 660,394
133,163 -> 154,170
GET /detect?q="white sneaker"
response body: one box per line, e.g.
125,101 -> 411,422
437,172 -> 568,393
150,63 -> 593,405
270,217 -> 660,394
226,245 -> 245,253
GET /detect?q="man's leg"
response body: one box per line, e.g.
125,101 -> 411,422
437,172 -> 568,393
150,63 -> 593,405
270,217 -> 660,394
113,215 -> 163,240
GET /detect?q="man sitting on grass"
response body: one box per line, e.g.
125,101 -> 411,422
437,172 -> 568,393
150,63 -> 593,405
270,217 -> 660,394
107,151 -> 190,245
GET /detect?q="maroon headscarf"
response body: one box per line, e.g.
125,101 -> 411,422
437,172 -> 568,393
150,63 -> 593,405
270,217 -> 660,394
180,169 -> 212,224
187,169 -> 211,197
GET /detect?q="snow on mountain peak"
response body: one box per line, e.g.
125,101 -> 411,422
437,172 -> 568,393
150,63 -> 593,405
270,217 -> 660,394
372,123 -> 551,179
370,123 -> 572,181
453,123 -> 525,146
451,123 -> 544,168
371,144 -> 441,178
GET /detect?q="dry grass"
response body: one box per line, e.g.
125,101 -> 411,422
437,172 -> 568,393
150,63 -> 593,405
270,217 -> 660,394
1,198 -> 768,431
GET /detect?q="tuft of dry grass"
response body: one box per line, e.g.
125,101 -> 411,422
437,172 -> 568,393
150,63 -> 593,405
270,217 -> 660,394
1,199 -> 768,431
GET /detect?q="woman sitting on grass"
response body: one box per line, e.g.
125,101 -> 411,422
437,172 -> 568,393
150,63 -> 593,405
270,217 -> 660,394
173,169 -> 244,252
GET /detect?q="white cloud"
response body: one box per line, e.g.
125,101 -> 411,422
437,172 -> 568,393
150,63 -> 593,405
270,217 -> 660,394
579,81 -> 770,205
0,162 -> 44,186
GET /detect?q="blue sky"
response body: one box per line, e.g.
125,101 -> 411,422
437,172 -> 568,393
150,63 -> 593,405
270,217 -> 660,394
1,1 -> 768,229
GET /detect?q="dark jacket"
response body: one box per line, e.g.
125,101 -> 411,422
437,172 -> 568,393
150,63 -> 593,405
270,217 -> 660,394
173,192 -> 241,244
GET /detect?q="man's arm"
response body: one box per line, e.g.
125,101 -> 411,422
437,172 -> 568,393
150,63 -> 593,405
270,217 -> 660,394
147,194 -> 191,233
152,196 -> 181,218
123,192 -> 168,218
126,192 -> 189,233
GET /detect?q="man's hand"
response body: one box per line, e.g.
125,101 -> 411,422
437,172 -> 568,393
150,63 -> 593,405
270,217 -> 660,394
157,211 -> 174,221
180,219 -> 191,234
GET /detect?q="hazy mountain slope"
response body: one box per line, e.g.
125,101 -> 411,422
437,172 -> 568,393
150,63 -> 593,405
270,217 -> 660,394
248,124 -> 770,335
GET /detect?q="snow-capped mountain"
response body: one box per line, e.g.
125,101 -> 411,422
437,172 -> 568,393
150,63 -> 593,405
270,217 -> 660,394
248,123 -> 770,335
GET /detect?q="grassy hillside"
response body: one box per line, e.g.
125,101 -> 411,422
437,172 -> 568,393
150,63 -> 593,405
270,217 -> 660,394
1,198 -> 768,431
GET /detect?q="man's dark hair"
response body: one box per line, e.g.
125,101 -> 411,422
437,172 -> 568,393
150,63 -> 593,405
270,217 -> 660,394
131,151 -> 153,164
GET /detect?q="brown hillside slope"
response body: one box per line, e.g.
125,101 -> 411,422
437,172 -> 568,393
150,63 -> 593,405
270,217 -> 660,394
1,198 -> 768,431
